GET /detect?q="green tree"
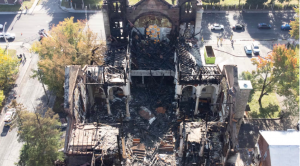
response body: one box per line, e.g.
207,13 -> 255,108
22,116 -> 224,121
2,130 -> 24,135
246,0 -> 268,5
16,107 -> 64,166
250,44 -> 298,108
31,17 -> 106,96
0,48 -> 18,90
289,7 -> 299,40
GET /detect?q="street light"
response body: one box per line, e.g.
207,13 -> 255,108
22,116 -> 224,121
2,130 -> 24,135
85,6 -> 87,22
85,6 -> 88,30
3,22 -> 8,55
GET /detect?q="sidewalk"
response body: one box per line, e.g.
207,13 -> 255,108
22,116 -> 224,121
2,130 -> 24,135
0,42 -> 56,113
201,9 -> 295,14
0,43 -> 33,110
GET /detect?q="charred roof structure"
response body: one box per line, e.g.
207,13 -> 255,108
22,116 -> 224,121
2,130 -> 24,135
63,0 -> 253,165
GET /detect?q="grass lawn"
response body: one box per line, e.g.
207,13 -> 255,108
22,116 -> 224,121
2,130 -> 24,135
8,49 -> 16,57
129,0 -> 140,5
1,49 -> 16,57
61,0 -> 70,8
248,91 -> 281,118
0,0 -> 35,12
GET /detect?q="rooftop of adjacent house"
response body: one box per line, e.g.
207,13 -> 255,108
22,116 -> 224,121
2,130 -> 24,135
259,130 -> 300,145
259,130 -> 300,166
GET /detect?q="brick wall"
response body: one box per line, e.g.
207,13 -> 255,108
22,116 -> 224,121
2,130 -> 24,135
258,135 -> 271,166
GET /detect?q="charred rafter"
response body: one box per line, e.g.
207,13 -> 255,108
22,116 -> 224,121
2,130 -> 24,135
179,65 -> 223,85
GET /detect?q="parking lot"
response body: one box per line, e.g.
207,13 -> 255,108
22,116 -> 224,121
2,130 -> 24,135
201,11 -> 296,40
199,39 -> 289,75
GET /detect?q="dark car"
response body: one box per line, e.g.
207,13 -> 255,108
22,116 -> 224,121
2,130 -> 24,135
232,24 -> 244,30
38,29 -> 48,41
281,23 -> 292,30
258,23 -> 271,29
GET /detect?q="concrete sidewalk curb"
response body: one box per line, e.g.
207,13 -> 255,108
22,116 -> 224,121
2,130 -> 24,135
15,44 -> 33,91
202,10 -> 295,14
0,0 -> 39,14
203,38 -> 280,43
59,0 -> 101,13
213,48 -> 249,57
28,0 -> 40,14
0,42 -> 24,46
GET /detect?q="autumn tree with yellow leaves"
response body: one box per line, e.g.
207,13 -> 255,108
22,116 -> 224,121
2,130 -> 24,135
249,44 -> 298,108
32,17 -> 106,96
0,48 -> 18,106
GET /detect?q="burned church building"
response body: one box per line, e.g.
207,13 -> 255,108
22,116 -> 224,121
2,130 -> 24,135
63,0 -> 252,165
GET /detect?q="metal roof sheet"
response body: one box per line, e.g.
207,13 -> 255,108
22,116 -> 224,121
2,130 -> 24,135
260,131 -> 300,166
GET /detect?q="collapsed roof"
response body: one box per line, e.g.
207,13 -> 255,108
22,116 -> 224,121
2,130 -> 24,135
68,124 -> 119,155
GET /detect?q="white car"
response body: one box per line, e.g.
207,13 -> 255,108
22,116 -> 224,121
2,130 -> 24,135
244,45 -> 252,55
0,32 -> 16,40
4,108 -> 16,126
0,24 -> 3,31
211,24 -> 224,30
251,42 -> 260,55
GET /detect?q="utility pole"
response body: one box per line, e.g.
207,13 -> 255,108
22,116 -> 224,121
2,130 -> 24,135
37,69 -> 49,104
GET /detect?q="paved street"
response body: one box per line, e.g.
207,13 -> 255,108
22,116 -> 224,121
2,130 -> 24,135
201,11 -> 296,40
0,0 -> 105,44
0,42 -> 55,166
0,13 -> 104,43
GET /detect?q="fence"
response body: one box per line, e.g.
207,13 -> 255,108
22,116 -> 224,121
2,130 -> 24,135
202,3 -> 299,11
